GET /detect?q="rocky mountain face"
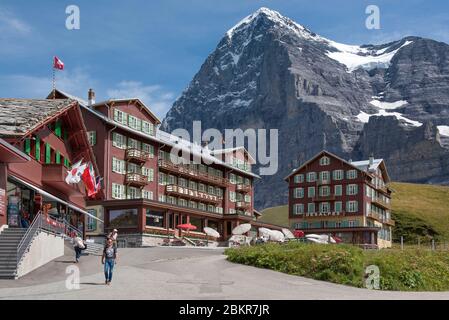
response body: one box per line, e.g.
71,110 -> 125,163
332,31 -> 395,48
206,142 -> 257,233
162,7 -> 449,209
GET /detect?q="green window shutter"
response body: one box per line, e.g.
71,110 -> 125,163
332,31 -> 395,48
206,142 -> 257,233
55,151 -> 61,164
24,138 -> 31,155
35,136 -> 41,161
64,158 -> 70,167
45,143 -> 51,164
55,120 -> 62,138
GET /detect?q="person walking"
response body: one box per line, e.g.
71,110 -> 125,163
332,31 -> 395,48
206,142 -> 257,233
108,229 -> 118,248
102,238 -> 117,285
73,236 -> 86,263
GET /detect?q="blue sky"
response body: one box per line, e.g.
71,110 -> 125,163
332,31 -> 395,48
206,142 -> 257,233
0,0 -> 448,119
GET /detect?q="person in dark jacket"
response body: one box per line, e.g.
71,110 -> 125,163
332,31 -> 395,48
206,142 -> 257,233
102,238 -> 117,285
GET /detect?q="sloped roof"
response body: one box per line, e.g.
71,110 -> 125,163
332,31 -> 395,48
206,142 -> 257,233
0,98 -> 76,137
284,150 -> 390,183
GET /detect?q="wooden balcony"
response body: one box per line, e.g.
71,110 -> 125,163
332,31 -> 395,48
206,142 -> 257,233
165,184 -> 222,204
126,148 -> 150,164
366,212 -> 382,222
372,197 -> 391,210
125,173 -> 148,187
236,184 -> 251,193
384,218 -> 395,226
235,201 -> 250,210
158,159 -> 229,187
312,194 -> 336,202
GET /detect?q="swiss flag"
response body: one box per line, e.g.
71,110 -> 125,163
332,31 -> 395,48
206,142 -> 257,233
53,56 -> 64,70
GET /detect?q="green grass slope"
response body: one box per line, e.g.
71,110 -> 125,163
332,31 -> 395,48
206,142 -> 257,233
258,182 -> 449,242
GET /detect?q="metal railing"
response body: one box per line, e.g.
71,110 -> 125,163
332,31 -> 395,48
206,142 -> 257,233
16,212 -> 43,268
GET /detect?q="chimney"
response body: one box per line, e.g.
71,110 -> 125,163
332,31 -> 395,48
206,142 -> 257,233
88,88 -> 95,106
369,154 -> 374,167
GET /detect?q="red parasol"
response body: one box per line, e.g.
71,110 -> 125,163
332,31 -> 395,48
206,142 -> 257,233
177,223 -> 197,231
293,229 -> 305,238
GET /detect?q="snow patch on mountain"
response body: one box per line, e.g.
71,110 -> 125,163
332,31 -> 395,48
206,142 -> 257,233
438,126 -> 449,137
326,40 -> 413,72
370,99 -> 408,110
357,110 -> 423,127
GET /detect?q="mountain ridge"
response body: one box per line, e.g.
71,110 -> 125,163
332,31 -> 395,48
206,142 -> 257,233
162,7 -> 449,209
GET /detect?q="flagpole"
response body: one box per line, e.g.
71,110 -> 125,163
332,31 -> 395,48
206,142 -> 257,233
52,60 -> 56,99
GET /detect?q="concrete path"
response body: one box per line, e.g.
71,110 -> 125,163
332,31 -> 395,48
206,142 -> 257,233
0,247 -> 448,300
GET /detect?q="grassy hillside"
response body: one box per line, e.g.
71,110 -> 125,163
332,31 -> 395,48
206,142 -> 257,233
258,182 -> 449,242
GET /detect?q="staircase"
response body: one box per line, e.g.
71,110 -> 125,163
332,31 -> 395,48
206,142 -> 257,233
0,228 -> 27,279
84,242 -> 104,255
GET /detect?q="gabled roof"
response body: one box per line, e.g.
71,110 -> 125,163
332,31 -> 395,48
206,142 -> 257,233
92,98 -> 161,124
211,146 -> 256,164
284,150 -> 389,183
0,98 -> 77,137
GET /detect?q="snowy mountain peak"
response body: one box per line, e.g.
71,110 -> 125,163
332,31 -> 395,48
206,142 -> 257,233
226,7 -> 312,40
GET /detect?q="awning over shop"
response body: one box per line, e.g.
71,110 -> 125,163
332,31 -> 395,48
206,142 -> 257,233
9,175 -> 103,222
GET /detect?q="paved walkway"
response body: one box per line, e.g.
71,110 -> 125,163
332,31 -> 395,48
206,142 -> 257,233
0,247 -> 448,300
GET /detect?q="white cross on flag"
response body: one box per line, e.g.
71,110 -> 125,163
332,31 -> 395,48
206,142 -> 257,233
53,56 -> 64,70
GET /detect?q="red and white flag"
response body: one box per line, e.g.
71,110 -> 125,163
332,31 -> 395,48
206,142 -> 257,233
53,56 -> 64,70
65,160 -> 87,184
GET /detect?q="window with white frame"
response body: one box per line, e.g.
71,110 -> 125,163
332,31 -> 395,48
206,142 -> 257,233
168,175 -> 176,185
198,203 -> 206,211
346,201 -> 358,213
319,171 -> 330,183
319,156 -> 330,166
293,204 -> 304,215
113,109 -> 128,125
319,202 -> 330,213
244,194 -> 251,203
229,173 -> 236,184
141,167 -> 154,181
306,172 -> 316,182
229,191 -> 236,202
112,132 -> 126,149
346,170 -> 358,179
142,121 -> 155,136
127,138 -> 140,150
127,186 -> 141,199
127,162 -> 140,174
319,186 -> 330,197
294,174 -> 304,183
142,190 -> 153,200
112,183 -> 125,199
294,187 -> 304,198
346,184 -> 358,195
158,194 -> 166,202
142,143 -> 154,157
128,115 -> 140,130
87,131 -> 96,146
333,169 -> 344,180
158,172 -> 167,185
112,157 -> 126,174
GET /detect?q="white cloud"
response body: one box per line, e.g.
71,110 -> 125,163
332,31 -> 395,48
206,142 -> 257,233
0,8 -> 31,35
107,81 -> 175,118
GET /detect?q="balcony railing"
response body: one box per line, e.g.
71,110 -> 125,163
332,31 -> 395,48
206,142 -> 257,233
166,184 -> 223,204
383,218 -> 395,226
235,201 -> 250,210
236,184 -> 252,193
372,197 -> 391,209
126,148 -> 151,163
158,159 -> 229,187
125,173 -> 148,186
312,194 -> 336,202
366,212 -> 382,222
